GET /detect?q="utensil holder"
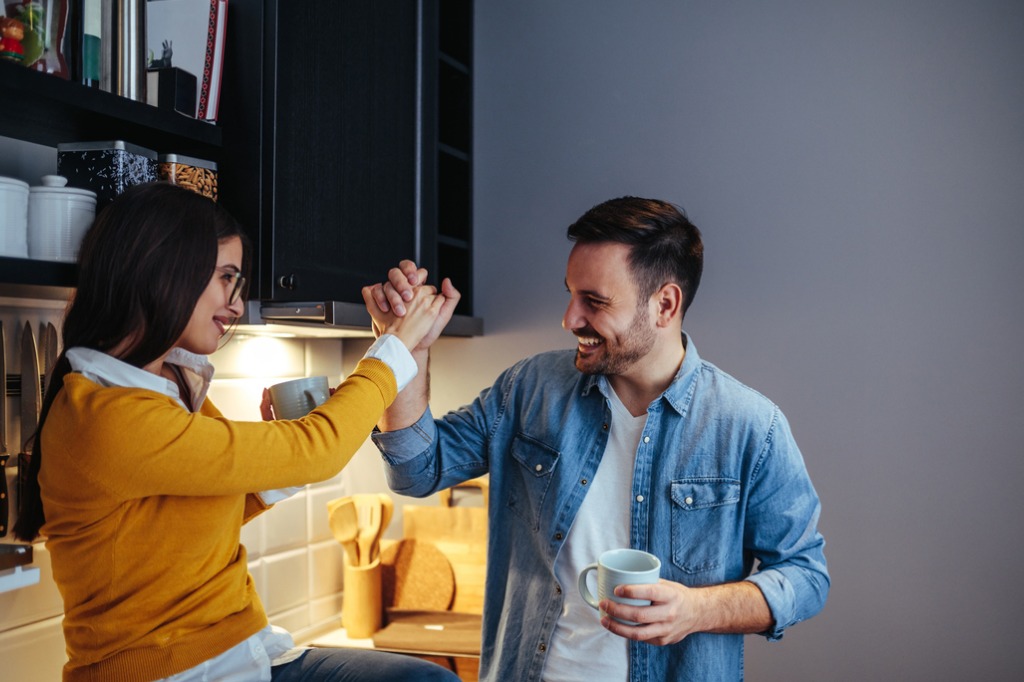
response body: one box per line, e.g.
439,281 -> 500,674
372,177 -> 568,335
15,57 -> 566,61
342,558 -> 382,638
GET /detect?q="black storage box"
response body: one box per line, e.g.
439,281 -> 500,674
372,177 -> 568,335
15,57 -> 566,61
146,67 -> 198,117
57,141 -> 159,209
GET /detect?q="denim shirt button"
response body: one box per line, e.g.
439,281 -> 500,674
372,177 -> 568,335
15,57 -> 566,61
580,478 -> 588,486
643,436 -> 650,443
685,496 -> 694,505
554,532 -> 563,541
636,495 -> 644,503
534,463 -> 543,472
602,423 -> 609,430
538,643 -> 547,652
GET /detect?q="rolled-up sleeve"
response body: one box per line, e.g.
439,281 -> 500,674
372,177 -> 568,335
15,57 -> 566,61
743,410 -> 830,641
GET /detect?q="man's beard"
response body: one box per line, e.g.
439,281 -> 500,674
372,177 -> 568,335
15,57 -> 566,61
574,304 -> 655,376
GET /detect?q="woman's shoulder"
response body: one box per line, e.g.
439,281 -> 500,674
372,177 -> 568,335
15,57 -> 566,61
55,373 -> 182,424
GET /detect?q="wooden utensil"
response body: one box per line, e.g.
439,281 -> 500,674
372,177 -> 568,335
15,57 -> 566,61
378,493 -> 394,547
354,493 -> 383,566
328,497 -> 360,566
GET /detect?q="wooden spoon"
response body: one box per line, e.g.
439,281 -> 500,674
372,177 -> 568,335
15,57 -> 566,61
378,494 -> 394,537
328,497 -> 360,566
354,494 -> 383,566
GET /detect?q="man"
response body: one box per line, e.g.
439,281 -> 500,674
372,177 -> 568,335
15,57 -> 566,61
362,197 -> 829,681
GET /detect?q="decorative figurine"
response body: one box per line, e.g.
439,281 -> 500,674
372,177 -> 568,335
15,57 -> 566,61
149,40 -> 174,69
0,17 -> 26,63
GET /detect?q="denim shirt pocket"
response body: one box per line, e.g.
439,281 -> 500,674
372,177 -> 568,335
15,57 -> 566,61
670,478 -> 741,579
507,433 -> 560,531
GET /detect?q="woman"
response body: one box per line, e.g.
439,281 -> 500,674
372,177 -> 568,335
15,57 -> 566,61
14,183 -> 460,682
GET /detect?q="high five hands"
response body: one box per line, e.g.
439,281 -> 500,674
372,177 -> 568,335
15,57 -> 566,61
361,260 -> 461,352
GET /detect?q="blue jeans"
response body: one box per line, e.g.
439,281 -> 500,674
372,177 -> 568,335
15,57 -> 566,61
271,648 -> 462,682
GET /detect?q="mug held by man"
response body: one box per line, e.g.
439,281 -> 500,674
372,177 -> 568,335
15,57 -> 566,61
578,548 -> 661,625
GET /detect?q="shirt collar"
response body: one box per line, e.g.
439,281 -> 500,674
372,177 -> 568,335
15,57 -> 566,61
581,333 -> 701,416
65,346 -> 215,411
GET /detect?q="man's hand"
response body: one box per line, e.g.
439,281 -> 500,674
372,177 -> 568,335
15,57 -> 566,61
362,260 -> 462,353
598,579 -> 772,645
369,260 -> 426,317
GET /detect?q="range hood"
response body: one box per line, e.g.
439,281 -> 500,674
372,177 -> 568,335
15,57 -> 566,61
236,300 -> 483,338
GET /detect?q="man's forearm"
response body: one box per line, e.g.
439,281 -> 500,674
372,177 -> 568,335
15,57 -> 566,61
379,348 -> 430,432
692,581 -> 774,635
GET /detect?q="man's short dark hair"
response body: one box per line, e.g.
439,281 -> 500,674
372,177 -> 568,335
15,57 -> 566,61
567,196 -> 703,314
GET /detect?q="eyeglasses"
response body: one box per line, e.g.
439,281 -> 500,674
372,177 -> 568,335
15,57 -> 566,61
216,267 -> 247,305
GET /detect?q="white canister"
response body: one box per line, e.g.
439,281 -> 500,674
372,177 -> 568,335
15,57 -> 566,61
28,175 -> 98,263
0,176 -> 30,258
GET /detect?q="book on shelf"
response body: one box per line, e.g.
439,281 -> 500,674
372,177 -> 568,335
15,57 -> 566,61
145,0 -> 227,122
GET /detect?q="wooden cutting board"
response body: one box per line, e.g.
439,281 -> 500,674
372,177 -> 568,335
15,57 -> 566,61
402,478 -> 488,614
380,538 -> 455,611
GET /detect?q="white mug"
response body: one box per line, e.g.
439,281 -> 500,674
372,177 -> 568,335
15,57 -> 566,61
578,548 -> 661,625
269,376 -> 330,419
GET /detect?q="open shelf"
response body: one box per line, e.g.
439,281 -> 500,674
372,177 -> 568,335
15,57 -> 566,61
0,61 -> 221,156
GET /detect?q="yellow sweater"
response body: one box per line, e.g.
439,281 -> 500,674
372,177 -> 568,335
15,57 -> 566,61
39,358 -> 397,681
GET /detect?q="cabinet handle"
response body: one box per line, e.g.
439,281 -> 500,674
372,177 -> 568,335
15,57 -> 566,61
278,274 -> 298,290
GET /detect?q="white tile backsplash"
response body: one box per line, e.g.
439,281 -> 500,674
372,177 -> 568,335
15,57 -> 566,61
309,479 -> 347,543
0,615 -> 67,681
268,603 -> 311,637
264,490 -> 309,554
308,594 -> 345,631
263,548 -> 310,615
309,539 -> 345,599
0,543 -> 63,632
240,511 -> 265,560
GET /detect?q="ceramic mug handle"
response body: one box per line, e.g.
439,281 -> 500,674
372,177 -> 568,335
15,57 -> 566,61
578,562 -> 601,610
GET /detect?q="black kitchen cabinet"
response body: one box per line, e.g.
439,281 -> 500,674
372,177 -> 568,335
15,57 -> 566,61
0,1 -> 478,332
220,0 -> 477,320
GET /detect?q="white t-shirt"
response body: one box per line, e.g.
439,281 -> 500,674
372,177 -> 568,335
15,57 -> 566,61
542,383 -> 648,681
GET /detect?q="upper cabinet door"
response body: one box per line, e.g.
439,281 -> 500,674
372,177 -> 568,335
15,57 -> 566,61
222,1 -> 424,304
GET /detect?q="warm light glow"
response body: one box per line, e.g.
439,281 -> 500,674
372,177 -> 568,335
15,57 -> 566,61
211,334 -> 306,379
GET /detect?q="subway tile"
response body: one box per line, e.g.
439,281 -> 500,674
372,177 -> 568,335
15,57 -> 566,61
0,542 -> 65,633
247,557 -> 266,598
309,481 -> 347,543
262,548 -> 309,615
267,603 -> 311,636
309,594 -> 344,630
264,489 -> 309,554
0,615 -> 67,678
241,512 -> 265,560
309,540 -> 344,599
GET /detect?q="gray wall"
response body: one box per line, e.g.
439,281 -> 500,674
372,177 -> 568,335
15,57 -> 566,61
441,1 -> 1023,680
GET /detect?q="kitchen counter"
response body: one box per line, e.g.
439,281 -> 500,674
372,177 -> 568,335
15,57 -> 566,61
0,543 -> 39,593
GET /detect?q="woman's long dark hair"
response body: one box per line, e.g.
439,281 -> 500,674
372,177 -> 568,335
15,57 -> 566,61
13,182 -> 250,541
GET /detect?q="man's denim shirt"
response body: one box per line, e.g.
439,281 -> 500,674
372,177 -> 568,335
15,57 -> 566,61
373,336 -> 829,682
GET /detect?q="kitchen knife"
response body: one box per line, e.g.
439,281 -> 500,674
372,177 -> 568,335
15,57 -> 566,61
17,323 -> 41,522
40,322 -> 58,396
21,322 -> 40,454
0,320 -> 7,455
0,321 -> 7,537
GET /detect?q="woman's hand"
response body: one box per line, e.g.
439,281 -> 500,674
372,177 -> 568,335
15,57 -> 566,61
362,263 -> 461,352
260,388 -> 275,421
363,283 -> 446,351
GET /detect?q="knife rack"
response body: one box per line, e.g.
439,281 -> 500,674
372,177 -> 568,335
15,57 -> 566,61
4,375 -> 46,398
